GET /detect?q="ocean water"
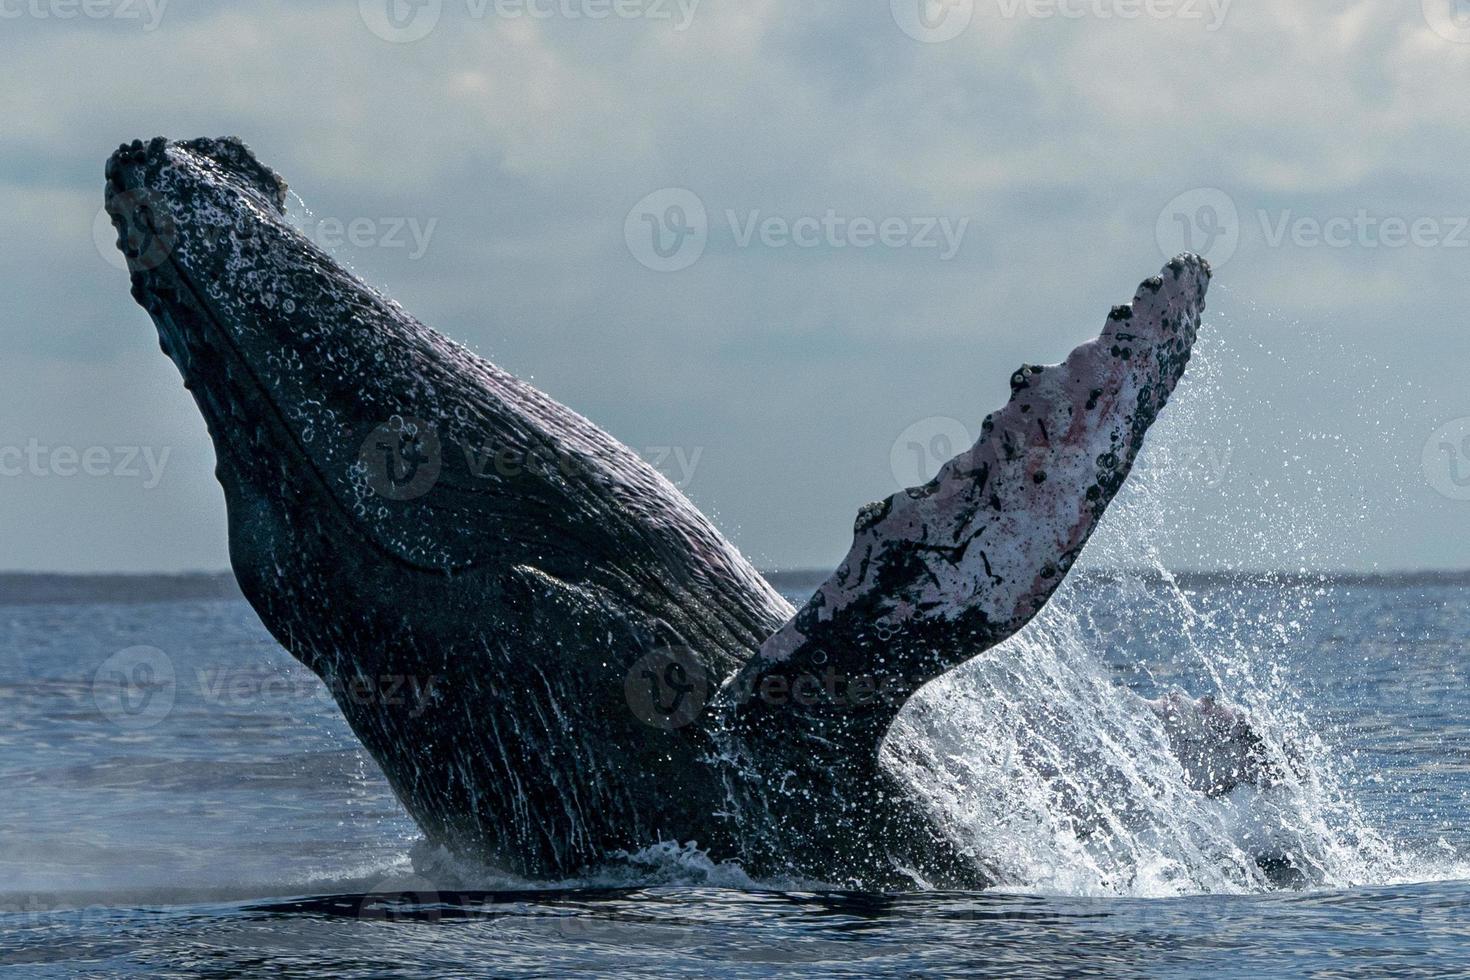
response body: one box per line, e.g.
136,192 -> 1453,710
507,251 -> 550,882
6,315 -> 1470,975
3,573 -> 1470,978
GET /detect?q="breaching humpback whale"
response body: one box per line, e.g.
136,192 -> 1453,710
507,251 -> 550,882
106,136 -> 1233,888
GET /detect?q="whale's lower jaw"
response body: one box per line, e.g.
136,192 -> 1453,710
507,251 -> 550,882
107,136 -> 1211,888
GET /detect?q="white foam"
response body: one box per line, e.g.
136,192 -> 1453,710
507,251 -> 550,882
876,312 -> 1464,897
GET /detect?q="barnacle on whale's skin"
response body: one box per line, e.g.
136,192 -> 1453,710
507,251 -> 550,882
106,135 -> 1215,890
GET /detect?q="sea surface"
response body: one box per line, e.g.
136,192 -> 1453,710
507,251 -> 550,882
3,572 -> 1470,977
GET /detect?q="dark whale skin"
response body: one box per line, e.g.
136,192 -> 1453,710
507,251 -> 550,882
105,136 -> 1210,888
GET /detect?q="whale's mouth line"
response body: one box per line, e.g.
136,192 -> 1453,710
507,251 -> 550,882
138,238 -> 462,580
105,138 -> 480,580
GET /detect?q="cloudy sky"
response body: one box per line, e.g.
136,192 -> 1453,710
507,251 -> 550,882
2,0 -> 1468,573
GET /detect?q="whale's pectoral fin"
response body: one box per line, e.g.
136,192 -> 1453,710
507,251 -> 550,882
719,255 -> 1211,758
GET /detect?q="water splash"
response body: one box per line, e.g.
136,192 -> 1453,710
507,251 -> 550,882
881,292 -> 1451,897
383,292 -> 1466,899
411,839 -> 764,892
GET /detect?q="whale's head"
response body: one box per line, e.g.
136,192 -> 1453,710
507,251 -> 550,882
105,138 -> 492,584
104,136 -> 773,676
104,139 -> 783,873
108,138 -> 593,638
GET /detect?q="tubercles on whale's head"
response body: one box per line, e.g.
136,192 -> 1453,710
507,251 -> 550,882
103,136 -> 510,577
102,136 -> 761,650
99,138 -> 805,881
